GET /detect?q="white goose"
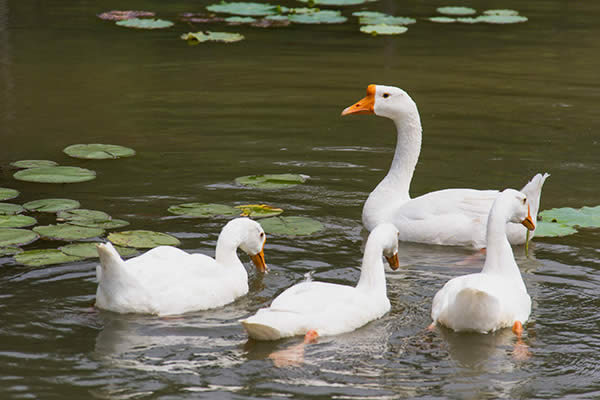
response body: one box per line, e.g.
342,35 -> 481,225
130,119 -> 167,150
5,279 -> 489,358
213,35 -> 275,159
95,218 -> 267,316
341,84 -> 549,249
240,223 -> 400,341
430,189 -> 535,334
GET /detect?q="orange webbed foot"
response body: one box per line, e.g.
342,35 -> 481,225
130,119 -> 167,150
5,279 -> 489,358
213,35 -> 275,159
512,321 -> 524,337
304,329 -> 319,344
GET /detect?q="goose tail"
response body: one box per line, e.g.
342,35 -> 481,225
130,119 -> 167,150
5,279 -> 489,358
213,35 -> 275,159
444,288 -> 501,333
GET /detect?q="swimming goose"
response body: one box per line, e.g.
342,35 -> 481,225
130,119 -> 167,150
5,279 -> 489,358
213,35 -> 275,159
95,218 -> 267,316
341,84 -> 549,248
430,189 -> 534,334
240,223 -> 400,341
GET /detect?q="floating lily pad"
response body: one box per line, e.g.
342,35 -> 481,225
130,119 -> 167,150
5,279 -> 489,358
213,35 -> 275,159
225,16 -> 257,24
259,216 -> 324,236
0,229 -> 39,247
539,206 -> 600,229
360,24 -> 408,35
63,144 -> 136,160
206,2 -> 281,16
0,188 -> 19,201
10,160 -> 58,169
533,221 -> 578,238
297,0 -> 370,5
0,203 -> 24,215
108,230 -> 181,249
0,247 -> 23,256
59,242 -> 138,259
236,204 -> 283,218
428,16 -> 457,23
0,215 -> 37,228
23,198 -> 81,213
476,15 -> 527,24
168,203 -> 239,218
235,173 -> 308,189
97,10 -> 156,21
456,17 -> 480,24
252,15 -> 291,27
116,18 -> 174,29
288,10 -> 347,24
57,209 -> 111,223
13,166 -> 96,184
359,15 -> 416,25
436,6 -> 477,16
33,224 -> 105,241
181,31 -> 245,43
14,249 -> 84,267
483,9 -> 519,16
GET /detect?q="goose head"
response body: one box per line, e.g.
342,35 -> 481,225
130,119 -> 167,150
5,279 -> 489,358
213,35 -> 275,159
341,84 -> 418,121
370,223 -> 400,270
221,218 -> 267,272
498,189 -> 536,231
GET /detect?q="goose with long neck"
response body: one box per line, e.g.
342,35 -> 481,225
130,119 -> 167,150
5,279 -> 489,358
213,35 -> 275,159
430,189 -> 534,334
342,84 -> 549,249
95,218 -> 267,316
240,223 -> 400,341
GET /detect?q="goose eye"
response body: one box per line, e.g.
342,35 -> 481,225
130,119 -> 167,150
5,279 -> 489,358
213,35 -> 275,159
260,232 -> 265,238
522,198 -> 527,205
383,93 -> 390,98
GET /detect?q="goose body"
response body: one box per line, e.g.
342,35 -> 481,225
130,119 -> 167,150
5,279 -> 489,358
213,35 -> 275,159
240,224 -> 400,340
431,189 -> 534,333
342,84 -> 549,248
95,218 -> 267,316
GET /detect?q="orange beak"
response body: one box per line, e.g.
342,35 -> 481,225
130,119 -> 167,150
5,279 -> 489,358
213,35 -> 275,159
385,252 -> 400,270
521,204 -> 535,231
250,243 -> 267,273
341,84 -> 376,116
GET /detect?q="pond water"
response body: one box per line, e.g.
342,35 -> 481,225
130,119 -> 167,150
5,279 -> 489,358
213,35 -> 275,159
1,0 -> 600,398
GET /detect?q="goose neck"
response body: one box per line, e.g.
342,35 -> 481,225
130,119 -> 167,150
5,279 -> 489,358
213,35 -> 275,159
356,240 -> 387,293
215,235 -> 243,268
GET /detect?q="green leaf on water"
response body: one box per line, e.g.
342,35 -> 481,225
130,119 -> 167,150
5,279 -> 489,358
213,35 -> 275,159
236,204 -> 283,218
0,229 -> 39,247
206,2 -> 281,16
475,15 -> 528,24
181,31 -> 245,43
63,144 -> 136,160
115,18 -> 174,29
533,220 -> 578,238
358,15 -> 416,25
13,166 -> 96,184
14,249 -> 84,267
360,24 -> 408,35
297,0 -> 371,5
427,16 -> 457,23
225,16 -> 257,24
0,203 -> 25,215
0,215 -> 37,228
235,173 -> 308,189
57,209 -> 111,223
352,11 -> 386,18
259,216 -> 324,236
0,188 -> 19,201
436,6 -> 477,16
0,247 -> 23,256
288,10 -> 347,24
539,205 -> 600,229
33,224 -> 105,241
23,198 -> 81,213
10,160 -> 58,169
483,9 -> 520,16
168,203 -> 239,218
59,242 -> 138,259
108,230 -> 181,249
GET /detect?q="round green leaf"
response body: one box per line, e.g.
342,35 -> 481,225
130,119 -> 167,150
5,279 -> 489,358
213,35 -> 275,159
236,204 -> 283,218
358,15 -> 416,25
0,247 -> 23,256
59,242 -> 138,259
23,198 -> 81,213
475,15 -> 527,24
108,230 -> 181,249
63,144 -> 136,160
483,9 -> 519,16
436,6 -> 477,16
0,215 -> 37,228
14,249 -> 84,267
10,160 -> 58,169
206,2 -> 280,16
0,203 -> 25,215
33,224 -> 105,241
235,173 -> 308,189
360,24 -> 408,35
181,31 -> 245,43
13,166 -> 96,184
115,18 -> 174,29
168,203 -> 238,218
533,221 -> 578,238
225,16 -> 257,24
0,188 -> 19,201
57,209 -> 111,224
427,16 -> 457,23
288,10 -> 347,24
539,206 -> 600,229
297,0 -> 371,5
0,229 -> 39,247
72,219 -> 130,229
259,216 -> 324,236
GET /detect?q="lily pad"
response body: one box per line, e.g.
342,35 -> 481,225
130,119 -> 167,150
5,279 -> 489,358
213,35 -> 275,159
97,10 -> 156,21
297,0 -> 370,5
59,242 -> 138,259
539,206 -> 600,229
33,224 -> 105,241
428,16 -> 457,23
0,215 -> 37,228
10,160 -> 58,169
0,247 -> 23,256
483,9 -> 519,16
476,15 -> 527,24
181,31 -> 245,43
116,18 -> 174,29
13,166 -> 96,184
0,188 -> 19,201
108,230 -> 181,249
63,144 -> 136,160
23,198 -> 81,213
353,11 -> 386,18
252,16 -> 291,27
168,203 -> 239,218
225,16 -> 257,24
358,15 -> 416,25
259,216 -> 324,236
236,204 -> 283,218
288,10 -> 347,24
57,209 -> 111,223
0,229 -> 39,247
14,249 -> 84,267
533,221 -> 578,238
206,2 -> 281,16
456,17 -> 480,24
235,173 -> 308,189
0,203 -> 25,215
360,24 -> 408,35
436,6 -> 477,16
